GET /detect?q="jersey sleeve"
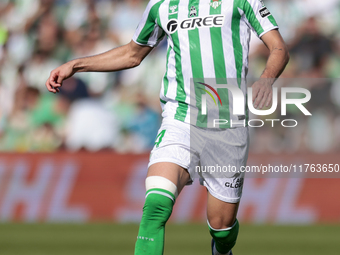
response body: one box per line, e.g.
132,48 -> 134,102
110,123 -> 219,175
132,0 -> 165,47
242,0 -> 278,38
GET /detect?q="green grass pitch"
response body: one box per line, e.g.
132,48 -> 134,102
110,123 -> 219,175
0,223 -> 339,255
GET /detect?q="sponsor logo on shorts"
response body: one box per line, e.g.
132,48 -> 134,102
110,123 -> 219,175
225,178 -> 244,189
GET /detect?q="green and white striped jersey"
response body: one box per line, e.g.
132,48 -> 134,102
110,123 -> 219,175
133,0 -> 278,128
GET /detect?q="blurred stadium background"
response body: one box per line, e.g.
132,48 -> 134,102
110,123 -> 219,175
0,0 -> 339,254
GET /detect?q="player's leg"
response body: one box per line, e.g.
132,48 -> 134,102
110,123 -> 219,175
134,116 -> 196,255
207,193 -> 240,255
147,162 -> 191,194
134,162 -> 190,255
199,126 -> 249,255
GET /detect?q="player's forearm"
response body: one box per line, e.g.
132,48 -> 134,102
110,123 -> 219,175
70,44 -> 141,73
260,45 -> 290,84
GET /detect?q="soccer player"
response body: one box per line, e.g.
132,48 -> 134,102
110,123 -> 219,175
46,0 -> 289,254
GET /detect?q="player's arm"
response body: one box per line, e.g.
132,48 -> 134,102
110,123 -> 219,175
252,30 -> 290,109
46,41 -> 153,93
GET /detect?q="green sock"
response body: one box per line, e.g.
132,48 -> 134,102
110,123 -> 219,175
209,220 -> 239,254
134,188 -> 175,255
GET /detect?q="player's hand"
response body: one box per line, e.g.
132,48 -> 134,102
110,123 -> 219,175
46,62 -> 75,93
251,80 -> 273,109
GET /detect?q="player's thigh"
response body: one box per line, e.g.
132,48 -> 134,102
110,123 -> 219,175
148,162 -> 190,194
207,191 -> 239,229
148,118 -> 194,194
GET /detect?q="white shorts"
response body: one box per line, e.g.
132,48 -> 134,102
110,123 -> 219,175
149,118 -> 249,203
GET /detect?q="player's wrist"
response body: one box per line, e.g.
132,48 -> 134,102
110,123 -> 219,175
258,76 -> 276,86
70,59 -> 85,73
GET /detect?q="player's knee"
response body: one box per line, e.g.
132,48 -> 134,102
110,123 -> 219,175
145,176 -> 178,198
208,219 -> 239,253
208,216 -> 235,230
141,176 -> 178,226
142,192 -> 173,225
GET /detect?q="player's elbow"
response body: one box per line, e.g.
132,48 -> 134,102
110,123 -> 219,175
283,46 -> 290,66
127,49 -> 143,68
126,41 -> 146,68
131,56 -> 142,68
